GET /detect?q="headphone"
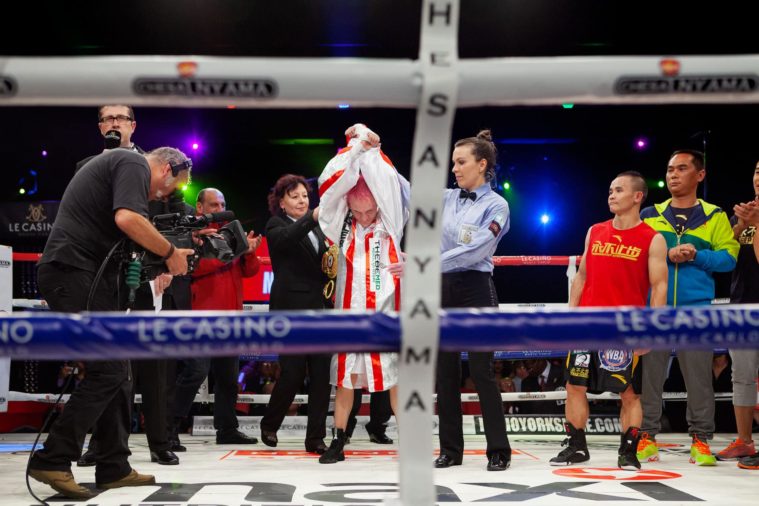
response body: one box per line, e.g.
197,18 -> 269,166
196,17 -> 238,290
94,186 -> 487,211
170,158 -> 193,176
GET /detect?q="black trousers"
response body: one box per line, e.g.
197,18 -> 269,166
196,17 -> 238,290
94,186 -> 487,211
437,271 -> 510,461
173,356 -> 241,430
131,359 -> 172,451
346,389 -> 392,437
260,353 -> 332,446
129,286 -> 174,451
31,263 -> 133,483
88,286 -> 176,454
87,361 -> 177,455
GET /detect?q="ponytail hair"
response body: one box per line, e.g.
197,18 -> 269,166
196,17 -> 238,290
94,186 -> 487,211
454,129 -> 497,182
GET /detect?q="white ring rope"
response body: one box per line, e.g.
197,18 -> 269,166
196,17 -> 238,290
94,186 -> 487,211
7,390 -> 735,404
3,55 -> 759,107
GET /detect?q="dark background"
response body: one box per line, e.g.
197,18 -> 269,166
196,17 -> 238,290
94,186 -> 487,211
3,0 -> 758,303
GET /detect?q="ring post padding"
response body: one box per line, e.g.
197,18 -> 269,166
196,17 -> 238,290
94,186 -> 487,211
0,245 -> 12,412
396,2 -> 460,505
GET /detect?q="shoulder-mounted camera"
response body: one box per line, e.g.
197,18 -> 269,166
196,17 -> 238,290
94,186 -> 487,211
132,209 -> 249,281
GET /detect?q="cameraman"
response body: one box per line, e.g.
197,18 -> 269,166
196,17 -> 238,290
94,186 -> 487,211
172,187 -> 262,446
29,147 -> 194,500
76,104 -> 186,467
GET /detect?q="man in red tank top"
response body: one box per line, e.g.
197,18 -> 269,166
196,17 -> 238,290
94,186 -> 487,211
550,171 -> 668,471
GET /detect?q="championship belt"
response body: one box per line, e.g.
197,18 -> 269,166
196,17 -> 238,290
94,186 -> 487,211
322,212 -> 351,301
323,279 -> 335,300
322,244 -> 339,279
322,243 -> 339,299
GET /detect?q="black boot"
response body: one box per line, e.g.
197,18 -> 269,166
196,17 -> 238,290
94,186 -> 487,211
550,423 -> 590,466
618,426 -> 642,470
319,429 -> 347,464
332,426 -> 351,445
366,423 -> 393,444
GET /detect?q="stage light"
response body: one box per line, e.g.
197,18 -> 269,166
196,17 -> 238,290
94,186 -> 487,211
180,181 -> 198,197
540,214 -> 550,225
191,142 -> 200,151
657,180 -> 665,188
562,103 -> 574,109
503,181 -> 511,190
18,188 -> 25,195
41,150 -> 48,157
635,137 -> 648,150
338,103 -> 351,109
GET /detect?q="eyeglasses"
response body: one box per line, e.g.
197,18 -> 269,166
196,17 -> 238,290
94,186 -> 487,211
99,115 -> 133,124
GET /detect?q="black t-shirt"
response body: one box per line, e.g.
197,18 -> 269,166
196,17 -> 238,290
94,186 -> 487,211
40,149 -> 150,272
729,216 -> 759,302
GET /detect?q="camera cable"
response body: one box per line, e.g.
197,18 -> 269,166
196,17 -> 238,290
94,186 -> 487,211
86,239 -> 125,311
25,367 -> 78,506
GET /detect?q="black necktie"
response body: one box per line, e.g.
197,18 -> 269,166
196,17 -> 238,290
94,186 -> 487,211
459,189 -> 476,201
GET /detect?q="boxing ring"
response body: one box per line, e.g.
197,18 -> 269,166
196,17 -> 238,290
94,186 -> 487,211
2,253 -> 758,505
3,0 -> 759,504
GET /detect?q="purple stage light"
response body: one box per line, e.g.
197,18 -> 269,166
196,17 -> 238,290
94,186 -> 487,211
635,137 -> 648,150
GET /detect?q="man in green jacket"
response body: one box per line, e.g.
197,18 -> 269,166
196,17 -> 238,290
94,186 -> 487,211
638,149 -> 739,466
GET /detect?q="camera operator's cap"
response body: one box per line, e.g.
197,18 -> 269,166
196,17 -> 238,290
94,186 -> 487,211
170,157 -> 193,176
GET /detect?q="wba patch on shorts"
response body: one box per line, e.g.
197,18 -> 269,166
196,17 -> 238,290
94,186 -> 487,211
597,349 -> 633,372
565,349 -> 641,394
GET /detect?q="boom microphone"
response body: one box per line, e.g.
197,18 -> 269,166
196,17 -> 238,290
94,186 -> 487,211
151,210 -> 236,230
199,211 -> 235,224
104,129 -> 122,149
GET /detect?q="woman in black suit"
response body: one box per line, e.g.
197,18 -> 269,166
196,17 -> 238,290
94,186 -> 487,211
259,174 -> 332,454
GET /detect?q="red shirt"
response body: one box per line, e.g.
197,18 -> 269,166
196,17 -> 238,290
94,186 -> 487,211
191,253 -> 260,310
579,220 -> 657,307
191,225 -> 260,310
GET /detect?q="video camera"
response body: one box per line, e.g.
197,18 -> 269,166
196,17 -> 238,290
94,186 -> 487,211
137,207 -> 249,281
